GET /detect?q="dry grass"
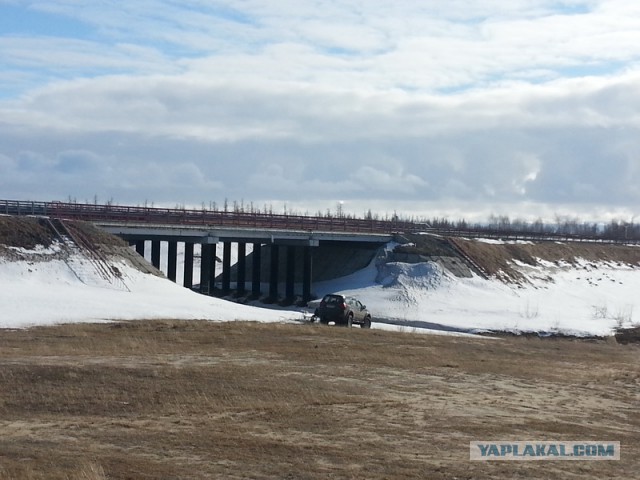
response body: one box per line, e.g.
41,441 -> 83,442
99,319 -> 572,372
0,217 -> 55,250
0,320 -> 638,479
453,239 -> 640,283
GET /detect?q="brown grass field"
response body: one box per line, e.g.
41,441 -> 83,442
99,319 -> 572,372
0,320 -> 638,479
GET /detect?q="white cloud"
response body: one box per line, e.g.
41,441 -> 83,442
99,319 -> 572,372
1,1 -> 640,221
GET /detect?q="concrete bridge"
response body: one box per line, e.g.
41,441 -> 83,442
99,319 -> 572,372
102,223 -> 390,303
2,200 -> 401,303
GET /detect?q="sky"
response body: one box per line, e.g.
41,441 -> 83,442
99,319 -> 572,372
1,0 -> 640,222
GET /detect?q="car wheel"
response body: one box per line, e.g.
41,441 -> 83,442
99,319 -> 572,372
361,316 -> 371,329
346,314 -> 353,328
319,316 -> 328,325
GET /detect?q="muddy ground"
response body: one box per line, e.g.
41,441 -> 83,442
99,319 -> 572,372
0,320 -> 637,480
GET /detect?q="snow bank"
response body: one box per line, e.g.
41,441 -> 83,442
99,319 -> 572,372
0,254 -> 301,328
315,252 -> 639,337
2,239 -> 638,337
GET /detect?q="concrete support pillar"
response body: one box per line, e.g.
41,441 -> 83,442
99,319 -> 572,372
269,244 -> 280,301
303,246 -> 313,303
252,242 -> 262,298
222,241 -> 232,295
183,242 -> 194,289
135,240 -> 145,257
285,246 -> 295,302
151,240 -> 161,269
237,242 -> 246,296
167,241 -> 177,282
200,244 -> 212,295
208,243 -> 217,295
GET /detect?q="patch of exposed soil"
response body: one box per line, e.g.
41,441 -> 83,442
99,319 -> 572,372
615,326 -> 640,344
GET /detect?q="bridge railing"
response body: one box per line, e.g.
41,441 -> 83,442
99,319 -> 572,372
33,200 -> 415,234
2,199 -> 639,244
0,200 -> 50,216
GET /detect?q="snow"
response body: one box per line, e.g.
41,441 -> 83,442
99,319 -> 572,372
312,251 -> 639,337
1,240 -> 638,337
0,255 -> 299,328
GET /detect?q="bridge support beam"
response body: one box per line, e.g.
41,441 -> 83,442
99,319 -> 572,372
269,245 -> 280,301
151,240 -> 161,269
237,242 -> 246,296
183,242 -> 194,289
285,246 -> 295,302
167,241 -> 177,282
200,244 -> 212,295
222,242 -> 231,295
135,240 -> 145,257
303,246 -> 313,303
252,242 -> 262,298
208,243 -> 217,295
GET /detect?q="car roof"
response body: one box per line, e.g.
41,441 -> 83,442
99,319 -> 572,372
323,294 -> 359,301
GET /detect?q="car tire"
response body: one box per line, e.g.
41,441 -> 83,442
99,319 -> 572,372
361,316 -> 371,329
346,314 -> 353,328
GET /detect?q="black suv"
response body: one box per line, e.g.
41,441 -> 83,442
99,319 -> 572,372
313,294 -> 372,328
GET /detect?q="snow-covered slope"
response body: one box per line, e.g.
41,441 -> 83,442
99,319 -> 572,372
314,247 -> 639,337
0,244 -> 300,328
1,240 -> 638,337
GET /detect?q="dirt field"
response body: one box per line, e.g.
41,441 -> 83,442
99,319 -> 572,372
0,321 -> 637,480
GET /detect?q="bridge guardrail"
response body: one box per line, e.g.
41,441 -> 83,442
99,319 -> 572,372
44,201 -> 417,234
2,199 -> 639,244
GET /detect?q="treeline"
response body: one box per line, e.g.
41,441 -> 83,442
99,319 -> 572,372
169,199 -> 640,241
76,195 -> 640,241
426,215 -> 640,241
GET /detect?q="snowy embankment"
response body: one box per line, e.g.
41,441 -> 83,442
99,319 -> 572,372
1,241 -> 638,337
314,248 -> 639,337
0,244 -> 300,328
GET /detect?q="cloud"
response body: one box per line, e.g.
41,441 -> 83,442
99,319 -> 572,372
1,1 -> 640,221
4,1 -> 640,94
0,69 -> 639,214
55,149 -> 102,174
